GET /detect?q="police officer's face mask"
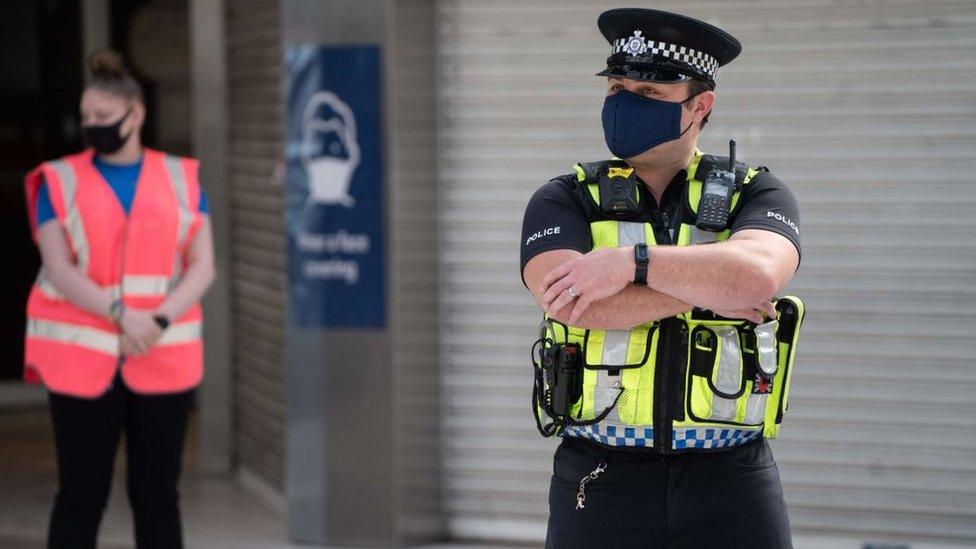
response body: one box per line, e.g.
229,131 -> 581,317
601,89 -> 697,159
82,109 -> 133,155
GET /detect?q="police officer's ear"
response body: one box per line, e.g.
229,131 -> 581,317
684,88 -> 715,128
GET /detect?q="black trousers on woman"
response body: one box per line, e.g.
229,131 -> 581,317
46,368 -> 195,549
546,435 -> 793,549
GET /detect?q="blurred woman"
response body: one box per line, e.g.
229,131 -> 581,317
23,50 -> 215,549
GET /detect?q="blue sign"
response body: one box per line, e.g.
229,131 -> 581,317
284,45 -> 385,328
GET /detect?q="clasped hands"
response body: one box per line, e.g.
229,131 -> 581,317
540,246 -> 776,325
118,309 -> 164,357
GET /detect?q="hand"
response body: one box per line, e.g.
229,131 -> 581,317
118,309 -> 162,356
709,300 -> 777,324
541,247 -> 635,324
120,334 -> 144,357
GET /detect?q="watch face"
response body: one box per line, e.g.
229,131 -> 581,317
636,245 -> 649,261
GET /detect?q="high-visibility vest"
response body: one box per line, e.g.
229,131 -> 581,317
23,148 -> 205,398
534,149 -> 806,451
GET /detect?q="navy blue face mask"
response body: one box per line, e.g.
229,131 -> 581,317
601,89 -> 696,159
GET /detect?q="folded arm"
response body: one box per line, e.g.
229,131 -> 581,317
35,220 -> 115,318
155,216 -> 216,322
642,229 -> 799,310
524,249 -> 693,330
541,229 -> 797,325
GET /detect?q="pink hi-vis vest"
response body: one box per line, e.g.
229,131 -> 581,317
24,148 -> 205,398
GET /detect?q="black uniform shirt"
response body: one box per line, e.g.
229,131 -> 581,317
519,167 -> 802,288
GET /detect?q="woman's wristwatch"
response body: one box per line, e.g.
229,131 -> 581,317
153,314 -> 170,330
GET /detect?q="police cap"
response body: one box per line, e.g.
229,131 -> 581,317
596,8 -> 742,86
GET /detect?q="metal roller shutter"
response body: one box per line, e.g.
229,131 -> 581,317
438,0 -> 976,544
226,0 -> 286,492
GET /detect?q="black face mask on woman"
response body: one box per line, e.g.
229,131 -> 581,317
82,109 -> 133,154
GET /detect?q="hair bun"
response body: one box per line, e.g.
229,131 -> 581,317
88,50 -> 126,79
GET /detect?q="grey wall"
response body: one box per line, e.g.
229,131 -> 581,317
189,0 -> 233,474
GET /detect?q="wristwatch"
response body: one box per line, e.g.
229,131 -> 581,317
153,314 -> 170,330
633,243 -> 649,285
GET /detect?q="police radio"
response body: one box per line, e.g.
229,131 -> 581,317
696,139 -> 738,231
598,162 -> 641,217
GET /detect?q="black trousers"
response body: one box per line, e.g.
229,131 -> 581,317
46,368 -> 195,549
546,435 -> 793,549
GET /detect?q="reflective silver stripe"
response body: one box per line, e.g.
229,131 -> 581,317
689,224 -> 719,245
593,374 -> 621,417
49,160 -> 91,272
710,395 -> 737,422
710,325 -> 742,421
48,159 -> 77,210
743,392 -> 768,425
164,155 -> 194,280
164,155 -> 193,247
754,320 -> 779,375
599,221 -> 647,367
743,320 -> 779,424
617,221 -> 645,249
157,320 -> 202,346
592,221 -> 648,423
601,330 -> 630,365
122,275 -> 172,297
26,318 -> 118,355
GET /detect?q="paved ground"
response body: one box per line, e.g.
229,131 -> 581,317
1,402 -> 971,548
0,403 -> 534,548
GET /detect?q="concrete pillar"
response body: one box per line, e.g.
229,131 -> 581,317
282,0 -> 441,545
189,0 -> 233,474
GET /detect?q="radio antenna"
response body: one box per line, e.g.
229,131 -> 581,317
729,139 -> 736,171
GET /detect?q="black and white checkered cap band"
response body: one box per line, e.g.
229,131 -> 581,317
611,31 -> 720,78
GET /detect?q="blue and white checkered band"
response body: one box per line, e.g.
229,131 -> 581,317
611,30 -> 720,78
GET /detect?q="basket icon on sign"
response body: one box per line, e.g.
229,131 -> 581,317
301,91 -> 359,208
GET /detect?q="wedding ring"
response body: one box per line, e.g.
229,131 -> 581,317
567,287 -> 579,300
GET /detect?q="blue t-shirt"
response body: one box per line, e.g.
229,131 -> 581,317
35,155 -> 209,225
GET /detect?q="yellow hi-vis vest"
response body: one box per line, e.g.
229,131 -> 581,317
535,150 -> 806,451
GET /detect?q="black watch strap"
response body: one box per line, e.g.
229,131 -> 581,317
153,314 -> 170,330
634,243 -> 649,285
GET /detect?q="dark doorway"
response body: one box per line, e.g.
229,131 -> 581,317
0,0 -> 82,381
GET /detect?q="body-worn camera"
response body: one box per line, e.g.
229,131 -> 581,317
598,162 -> 641,217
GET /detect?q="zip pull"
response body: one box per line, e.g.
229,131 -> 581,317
575,460 -> 607,511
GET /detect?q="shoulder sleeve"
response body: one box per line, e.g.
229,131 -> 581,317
520,176 -> 592,288
36,176 -> 56,226
729,171 -> 802,270
198,186 -> 210,215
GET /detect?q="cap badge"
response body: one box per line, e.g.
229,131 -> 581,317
621,30 -> 648,55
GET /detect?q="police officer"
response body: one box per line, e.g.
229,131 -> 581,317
520,8 -> 803,548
